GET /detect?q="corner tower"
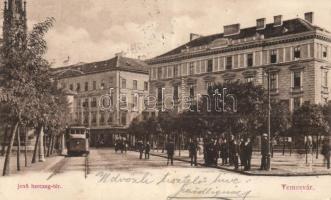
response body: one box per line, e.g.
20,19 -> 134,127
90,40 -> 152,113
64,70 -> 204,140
3,0 -> 27,46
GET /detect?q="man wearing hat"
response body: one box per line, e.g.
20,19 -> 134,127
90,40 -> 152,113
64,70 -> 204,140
260,133 -> 269,170
166,139 -> 175,165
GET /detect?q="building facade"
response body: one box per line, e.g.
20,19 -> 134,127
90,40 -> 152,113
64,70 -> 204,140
147,12 -> 331,113
54,54 -> 149,146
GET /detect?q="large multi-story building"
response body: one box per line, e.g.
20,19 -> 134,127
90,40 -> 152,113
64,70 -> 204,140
147,12 -> 331,113
53,54 -> 149,146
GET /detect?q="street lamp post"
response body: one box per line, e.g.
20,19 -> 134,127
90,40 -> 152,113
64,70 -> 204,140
266,68 -> 271,171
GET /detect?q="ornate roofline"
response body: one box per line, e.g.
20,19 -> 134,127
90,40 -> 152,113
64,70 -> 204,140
147,31 -> 331,65
54,67 -> 148,80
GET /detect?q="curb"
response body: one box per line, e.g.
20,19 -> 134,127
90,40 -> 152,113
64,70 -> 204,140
149,152 -> 331,177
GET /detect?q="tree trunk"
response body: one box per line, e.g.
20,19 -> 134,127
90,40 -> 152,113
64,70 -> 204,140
31,125 -> 42,164
156,133 -> 159,152
290,142 -> 292,156
43,134 -> 47,158
3,121 -> 19,176
24,128 -> 28,167
316,134 -> 320,159
16,127 -> 21,171
305,145 -> 308,164
50,136 -> 55,155
1,126 -> 9,156
39,127 -> 45,162
282,137 -> 286,155
179,132 -> 182,157
46,136 -> 51,157
162,134 -> 165,153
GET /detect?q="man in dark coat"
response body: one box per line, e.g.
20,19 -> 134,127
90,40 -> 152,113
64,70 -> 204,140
204,139 -> 214,166
138,141 -> 144,159
243,137 -> 253,171
228,135 -> 235,165
321,139 -> 330,169
166,140 -> 175,165
188,138 -> 198,166
239,138 -> 245,168
220,139 -> 228,165
229,138 -> 239,170
212,139 -> 220,166
145,141 -> 151,159
260,134 -> 269,170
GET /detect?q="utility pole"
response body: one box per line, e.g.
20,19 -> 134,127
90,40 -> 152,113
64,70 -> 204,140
267,68 -> 271,171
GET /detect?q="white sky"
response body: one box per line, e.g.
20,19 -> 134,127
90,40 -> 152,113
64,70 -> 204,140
1,0 -> 331,67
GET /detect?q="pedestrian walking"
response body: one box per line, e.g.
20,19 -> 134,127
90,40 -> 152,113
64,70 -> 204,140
204,139 -> 213,166
145,141 -> 151,159
125,141 -> 128,153
120,139 -> 124,154
229,138 -> 239,170
188,138 -> 198,166
138,140 -> 144,159
220,139 -> 228,165
243,137 -> 253,171
166,139 -> 175,165
260,134 -> 269,170
321,139 -> 330,169
212,139 -> 220,166
239,138 -> 245,168
228,135 -> 235,165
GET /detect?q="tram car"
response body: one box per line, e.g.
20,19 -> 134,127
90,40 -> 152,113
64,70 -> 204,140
66,126 -> 90,156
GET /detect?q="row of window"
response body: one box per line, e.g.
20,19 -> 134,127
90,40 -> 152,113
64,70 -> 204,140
156,70 -> 310,102
77,94 -> 140,110
121,79 -> 149,91
77,112 -> 127,126
64,79 -> 148,92
151,44 -> 329,80
67,78 -> 112,92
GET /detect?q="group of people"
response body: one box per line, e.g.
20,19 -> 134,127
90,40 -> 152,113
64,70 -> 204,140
136,140 -> 175,165
134,136 -> 331,170
196,135 -> 254,171
142,135 -> 255,170
114,139 -> 128,153
137,141 -> 151,159
321,139 -> 331,169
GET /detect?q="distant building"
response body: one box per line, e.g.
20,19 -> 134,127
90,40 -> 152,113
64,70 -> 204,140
147,12 -> 331,113
53,54 -> 149,147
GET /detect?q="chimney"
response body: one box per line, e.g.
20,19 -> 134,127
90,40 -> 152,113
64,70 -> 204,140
190,33 -> 202,41
223,24 -> 240,36
273,15 -> 283,27
115,51 -> 124,57
24,1 -> 26,12
304,12 -> 313,24
256,18 -> 266,30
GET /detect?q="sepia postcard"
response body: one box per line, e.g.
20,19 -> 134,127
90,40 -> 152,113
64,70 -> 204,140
0,0 -> 331,199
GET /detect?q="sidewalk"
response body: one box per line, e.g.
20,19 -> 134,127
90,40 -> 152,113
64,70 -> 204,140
0,151 -> 64,176
150,149 -> 331,176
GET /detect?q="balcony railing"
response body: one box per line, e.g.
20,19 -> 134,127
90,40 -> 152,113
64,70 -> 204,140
290,86 -> 303,94
321,86 -> 329,94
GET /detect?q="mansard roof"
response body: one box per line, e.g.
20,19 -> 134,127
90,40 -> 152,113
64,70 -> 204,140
154,18 -> 328,59
52,56 -> 149,79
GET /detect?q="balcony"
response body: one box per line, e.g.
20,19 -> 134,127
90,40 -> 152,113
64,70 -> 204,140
269,88 -> 279,96
290,86 -> 303,94
321,86 -> 329,94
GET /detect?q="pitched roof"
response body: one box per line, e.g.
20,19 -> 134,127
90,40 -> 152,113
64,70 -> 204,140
155,18 -> 327,59
52,56 -> 149,78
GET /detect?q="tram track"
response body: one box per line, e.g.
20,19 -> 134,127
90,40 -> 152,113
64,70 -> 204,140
46,157 -> 70,180
84,154 -> 90,179
46,153 -> 90,180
